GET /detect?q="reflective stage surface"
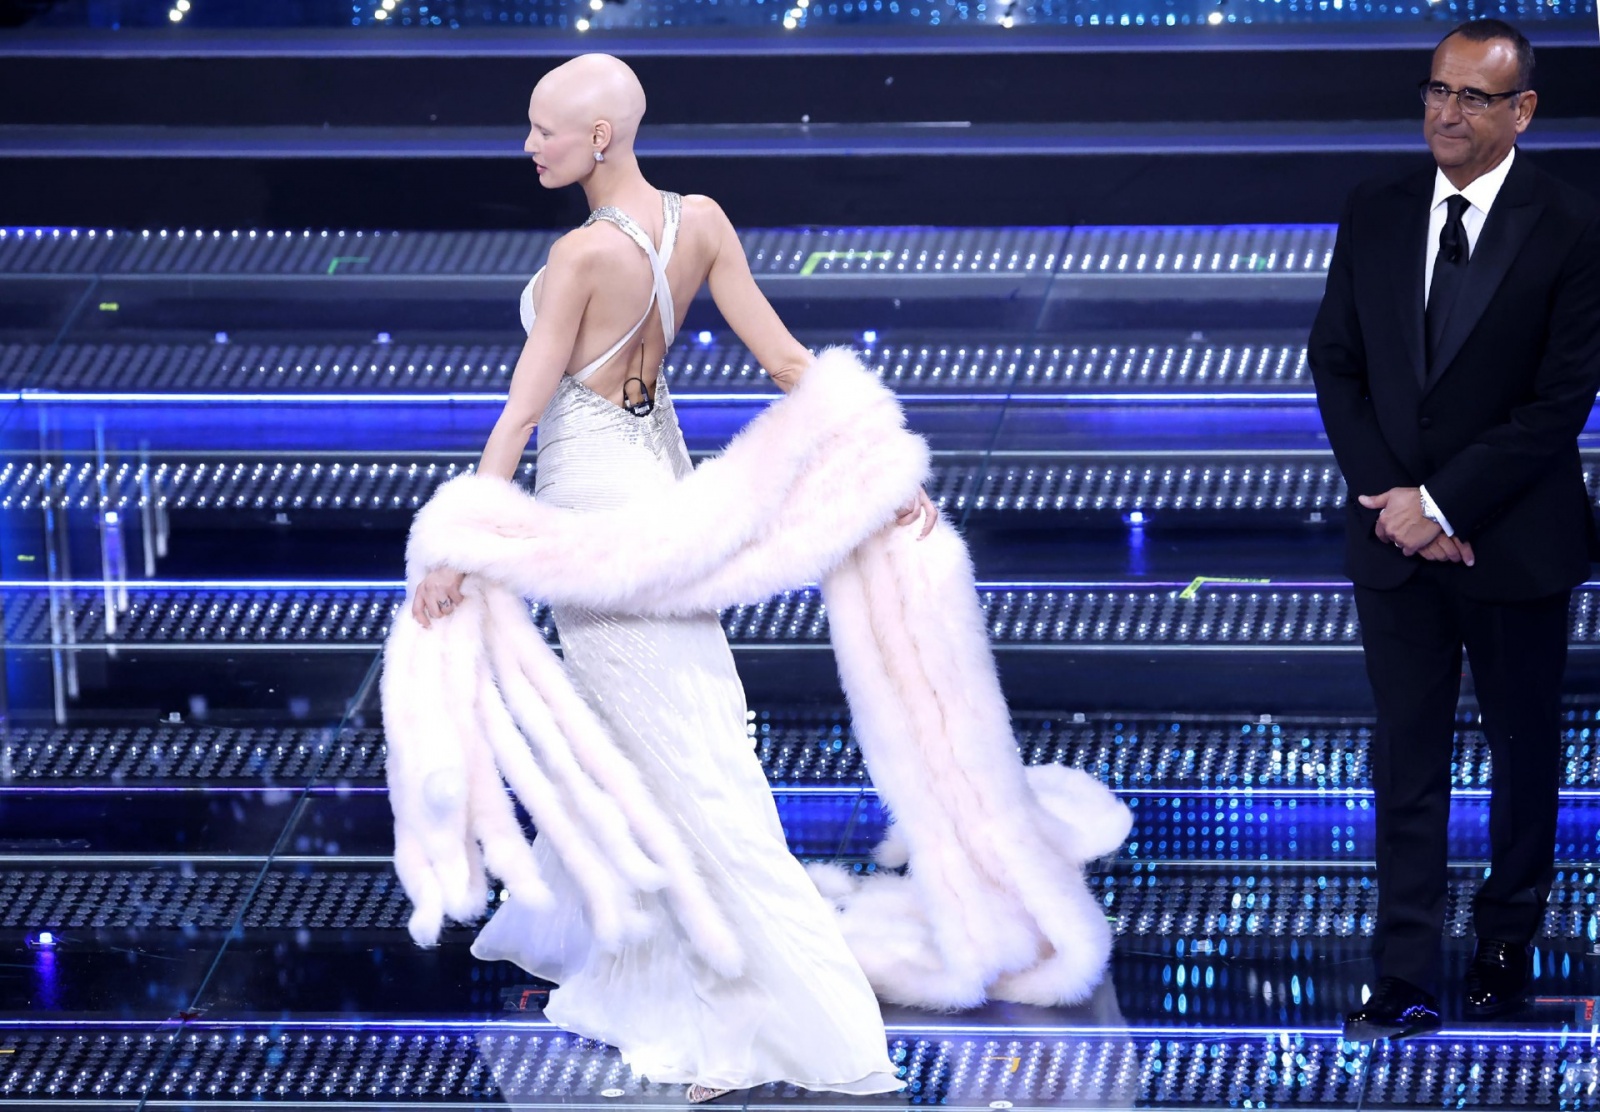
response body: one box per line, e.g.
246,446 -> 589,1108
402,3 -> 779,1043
7,216 -> 1600,1111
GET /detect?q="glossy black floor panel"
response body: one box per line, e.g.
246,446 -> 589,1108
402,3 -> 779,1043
163,914 -> 1600,1027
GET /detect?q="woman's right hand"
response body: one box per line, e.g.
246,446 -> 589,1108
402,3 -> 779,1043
412,567 -> 466,628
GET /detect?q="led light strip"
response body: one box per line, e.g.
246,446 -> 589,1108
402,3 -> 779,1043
0,578 -> 1362,591
0,1016 -> 1592,1043
7,390 -> 1323,405
4,783 -> 1600,801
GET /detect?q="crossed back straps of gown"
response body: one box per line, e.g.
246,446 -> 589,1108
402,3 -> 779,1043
523,190 -> 683,388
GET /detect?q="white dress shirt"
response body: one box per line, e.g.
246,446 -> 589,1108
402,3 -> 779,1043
1423,146 -> 1515,306
1419,146 -> 1517,537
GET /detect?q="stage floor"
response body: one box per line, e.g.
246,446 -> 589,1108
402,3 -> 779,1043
5,222 -> 1600,1110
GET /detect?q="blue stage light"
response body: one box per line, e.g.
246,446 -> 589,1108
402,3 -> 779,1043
27,931 -> 55,949
861,330 -> 878,344
1128,511 -> 1146,525
697,331 -> 714,344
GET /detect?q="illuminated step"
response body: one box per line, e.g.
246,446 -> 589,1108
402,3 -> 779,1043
0,1022 -> 1589,1108
0,451 -> 1358,518
7,581 -> 1600,650
5,859 -> 1600,943
22,450 -> 1600,520
8,786 -> 1598,865
1,451 -> 1362,518
0,224 -> 1333,279
2,337 -> 1316,395
0,581 -> 1356,649
8,710 -> 1600,792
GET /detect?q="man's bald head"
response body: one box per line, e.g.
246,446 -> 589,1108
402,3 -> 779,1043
530,53 -> 647,150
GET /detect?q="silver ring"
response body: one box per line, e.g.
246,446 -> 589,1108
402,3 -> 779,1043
440,599 -> 454,610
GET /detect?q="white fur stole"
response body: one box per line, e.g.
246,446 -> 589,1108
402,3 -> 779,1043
382,348 -> 1131,1007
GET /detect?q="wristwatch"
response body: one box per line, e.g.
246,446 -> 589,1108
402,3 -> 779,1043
1418,486 -> 1454,537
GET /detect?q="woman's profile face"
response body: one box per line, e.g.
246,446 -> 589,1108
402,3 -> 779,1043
524,88 -> 589,190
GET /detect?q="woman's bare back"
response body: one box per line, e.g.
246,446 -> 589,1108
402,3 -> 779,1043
530,192 -> 721,409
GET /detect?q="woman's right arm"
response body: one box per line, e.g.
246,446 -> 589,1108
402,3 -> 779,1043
478,236 -> 594,480
413,235 -> 595,626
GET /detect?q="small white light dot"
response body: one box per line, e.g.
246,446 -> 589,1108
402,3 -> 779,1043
576,16 -> 590,29
167,7 -> 183,20
783,14 -> 798,27
1207,10 -> 1223,22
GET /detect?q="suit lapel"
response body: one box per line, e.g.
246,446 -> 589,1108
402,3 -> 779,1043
1383,172 -> 1432,388
1423,155 -> 1544,393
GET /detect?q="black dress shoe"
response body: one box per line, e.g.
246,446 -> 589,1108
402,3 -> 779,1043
1344,976 -> 1442,1039
1464,939 -> 1531,1019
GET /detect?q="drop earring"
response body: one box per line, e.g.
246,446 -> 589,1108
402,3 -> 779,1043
594,150 -> 605,163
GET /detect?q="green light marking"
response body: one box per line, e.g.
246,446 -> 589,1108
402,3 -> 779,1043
1177,575 -> 1272,601
799,250 -> 894,277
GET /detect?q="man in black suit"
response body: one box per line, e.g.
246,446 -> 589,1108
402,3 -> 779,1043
1310,19 -> 1600,1036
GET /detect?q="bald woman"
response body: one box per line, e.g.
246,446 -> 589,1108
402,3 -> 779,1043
410,55 -> 917,1102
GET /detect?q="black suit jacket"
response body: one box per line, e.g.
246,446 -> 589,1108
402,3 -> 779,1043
1310,153 -> 1600,601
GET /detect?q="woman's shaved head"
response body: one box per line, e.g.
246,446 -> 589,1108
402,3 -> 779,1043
531,53 -> 646,146
524,54 -> 648,190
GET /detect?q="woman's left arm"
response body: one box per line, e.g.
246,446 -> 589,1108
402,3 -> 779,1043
700,196 -> 812,393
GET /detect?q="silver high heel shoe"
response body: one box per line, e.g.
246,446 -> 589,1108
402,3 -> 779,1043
686,1085 -> 733,1104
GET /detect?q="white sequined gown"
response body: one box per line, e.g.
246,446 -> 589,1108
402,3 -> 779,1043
470,192 -> 902,1095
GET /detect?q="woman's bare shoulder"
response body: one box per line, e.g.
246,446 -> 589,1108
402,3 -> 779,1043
547,222 -> 614,267
680,193 -> 735,237
536,225 -> 618,300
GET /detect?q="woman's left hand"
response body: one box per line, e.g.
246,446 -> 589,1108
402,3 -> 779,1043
897,488 -> 939,540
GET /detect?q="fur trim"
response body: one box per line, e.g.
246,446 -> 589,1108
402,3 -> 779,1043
805,861 -> 861,902
1027,764 -> 1135,862
383,348 -> 1128,1006
403,349 -> 929,617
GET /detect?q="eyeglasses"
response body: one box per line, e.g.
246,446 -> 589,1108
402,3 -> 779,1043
1419,80 -> 1524,116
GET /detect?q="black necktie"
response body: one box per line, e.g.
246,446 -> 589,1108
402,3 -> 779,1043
1425,194 -> 1471,366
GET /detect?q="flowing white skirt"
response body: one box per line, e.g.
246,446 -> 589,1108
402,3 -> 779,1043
470,379 -> 901,1094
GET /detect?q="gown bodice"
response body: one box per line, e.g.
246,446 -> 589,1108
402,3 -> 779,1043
522,191 -> 693,505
